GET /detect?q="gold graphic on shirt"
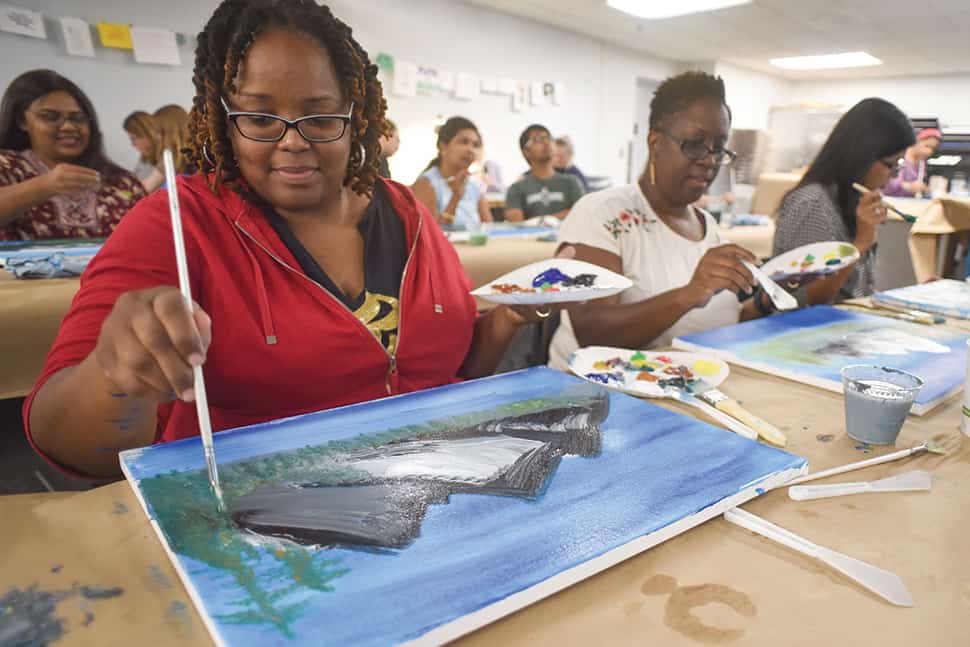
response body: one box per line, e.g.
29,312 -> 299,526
354,291 -> 400,354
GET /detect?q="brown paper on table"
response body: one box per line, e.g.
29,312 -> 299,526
2,360 -> 967,646
0,275 -> 79,399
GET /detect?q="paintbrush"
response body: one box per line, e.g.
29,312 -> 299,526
688,378 -> 787,446
852,182 -> 917,223
839,303 -> 939,326
786,441 -> 945,487
163,149 -> 225,511
867,300 -> 945,324
724,507 -> 914,607
788,470 -> 932,501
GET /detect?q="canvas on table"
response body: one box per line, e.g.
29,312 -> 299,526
873,279 -> 970,320
120,367 -> 805,647
673,306 -> 969,416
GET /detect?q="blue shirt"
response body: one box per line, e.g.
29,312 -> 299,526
420,166 -> 482,230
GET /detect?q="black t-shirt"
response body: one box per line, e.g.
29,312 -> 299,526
261,183 -> 408,353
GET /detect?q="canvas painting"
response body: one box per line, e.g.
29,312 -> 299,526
121,367 -> 805,647
673,305 -> 969,415
873,279 -> 970,320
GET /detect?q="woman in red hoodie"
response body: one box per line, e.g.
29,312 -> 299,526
26,0 -> 543,479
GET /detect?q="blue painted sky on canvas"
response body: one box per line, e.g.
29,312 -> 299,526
676,306 -> 968,406
123,368 -> 804,646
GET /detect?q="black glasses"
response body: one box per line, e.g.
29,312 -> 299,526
221,98 -> 353,143
31,109 -> 89,128
658,129 -> 736,165
879,157 -> 905,177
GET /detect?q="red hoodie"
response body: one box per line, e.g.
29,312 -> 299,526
24,175 -> 478,463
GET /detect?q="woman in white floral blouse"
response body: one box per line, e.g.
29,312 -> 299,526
0,69 -> 145,241
549,71 -> 776,370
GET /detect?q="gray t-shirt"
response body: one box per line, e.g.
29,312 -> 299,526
505,172 -> 584,218
773,182 -> 875,300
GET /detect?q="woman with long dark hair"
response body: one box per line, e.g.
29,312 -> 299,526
411,116 -> 491,227
0,69 -> 144,240
773,98 -> 915,304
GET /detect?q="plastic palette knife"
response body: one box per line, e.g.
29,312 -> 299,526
788,470 -> 932,501
723,508 -> 915,607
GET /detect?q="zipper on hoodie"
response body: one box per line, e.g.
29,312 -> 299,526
233,213 -> 423,396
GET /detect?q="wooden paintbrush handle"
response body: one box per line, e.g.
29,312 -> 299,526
714,398 -> 787,447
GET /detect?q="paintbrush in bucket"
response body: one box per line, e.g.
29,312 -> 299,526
163,149 -> 225,511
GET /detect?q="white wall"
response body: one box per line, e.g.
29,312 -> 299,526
714,62 -> 792,131
0,0 -> 211,170
785,74 -> 970,129
329,0 -> 680,185
2,0 -> 684,186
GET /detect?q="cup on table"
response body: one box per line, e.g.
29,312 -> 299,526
841,365 -> 924,445
468,221 -> 489,246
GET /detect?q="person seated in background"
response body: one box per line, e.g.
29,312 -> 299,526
123,110 -> 164,192
153,104 -> 195,174
412,116 -> 492,228
25,0 -> 544,479
377,118 -> 398,179
504,124 -> 583,222
773,98 -> 914,304
553,135 -> 589,193
0,70 -> 145,240
882,127 -> 941,197
549,71 -> 774,370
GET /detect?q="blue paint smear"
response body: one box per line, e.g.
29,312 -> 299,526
123,368 -> 805,647
676,306 -> 969,407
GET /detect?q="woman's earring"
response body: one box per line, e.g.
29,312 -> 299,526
202,138 -> 215,168
649,159 -> 656,185
353,142 -> 366,171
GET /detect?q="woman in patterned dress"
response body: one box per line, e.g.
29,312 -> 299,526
0,69 -> 145,241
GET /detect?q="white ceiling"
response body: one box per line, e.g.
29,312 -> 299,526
462,0 -> 970,81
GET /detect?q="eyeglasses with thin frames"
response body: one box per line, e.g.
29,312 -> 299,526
221,98 -> 354,143
657,129 -> 736,166
31,109 -> 89,128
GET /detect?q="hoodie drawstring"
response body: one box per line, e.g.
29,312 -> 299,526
230,221 -> 278,345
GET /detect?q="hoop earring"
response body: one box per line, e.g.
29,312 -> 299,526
649,159 -> 656,185
202,138 -> 215,168
353,142 -> 366,171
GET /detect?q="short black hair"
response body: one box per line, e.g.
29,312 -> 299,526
519,124 -> 549,152
792,97 -> 915,237
649,71 -> 731,131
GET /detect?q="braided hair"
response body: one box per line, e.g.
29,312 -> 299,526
187,0 -> 387,196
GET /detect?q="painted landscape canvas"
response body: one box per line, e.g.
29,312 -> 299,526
121,367 -> 805,647
873,279 -> 970,319
673,306 -> 969,415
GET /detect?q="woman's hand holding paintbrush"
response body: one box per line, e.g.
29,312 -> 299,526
850,185 -> 889,254
853,182 -> 917,224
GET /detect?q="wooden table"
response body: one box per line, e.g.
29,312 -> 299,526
0,273 -> 79,399
3,325 -> 967,646
0,237 -> 560,401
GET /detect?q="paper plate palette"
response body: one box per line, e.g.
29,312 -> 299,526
761,241 -> 860,288
568,346 -> 730,398
471,259 -> 633,306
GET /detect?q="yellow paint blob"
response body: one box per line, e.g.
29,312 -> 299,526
692,359 -> 722,377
